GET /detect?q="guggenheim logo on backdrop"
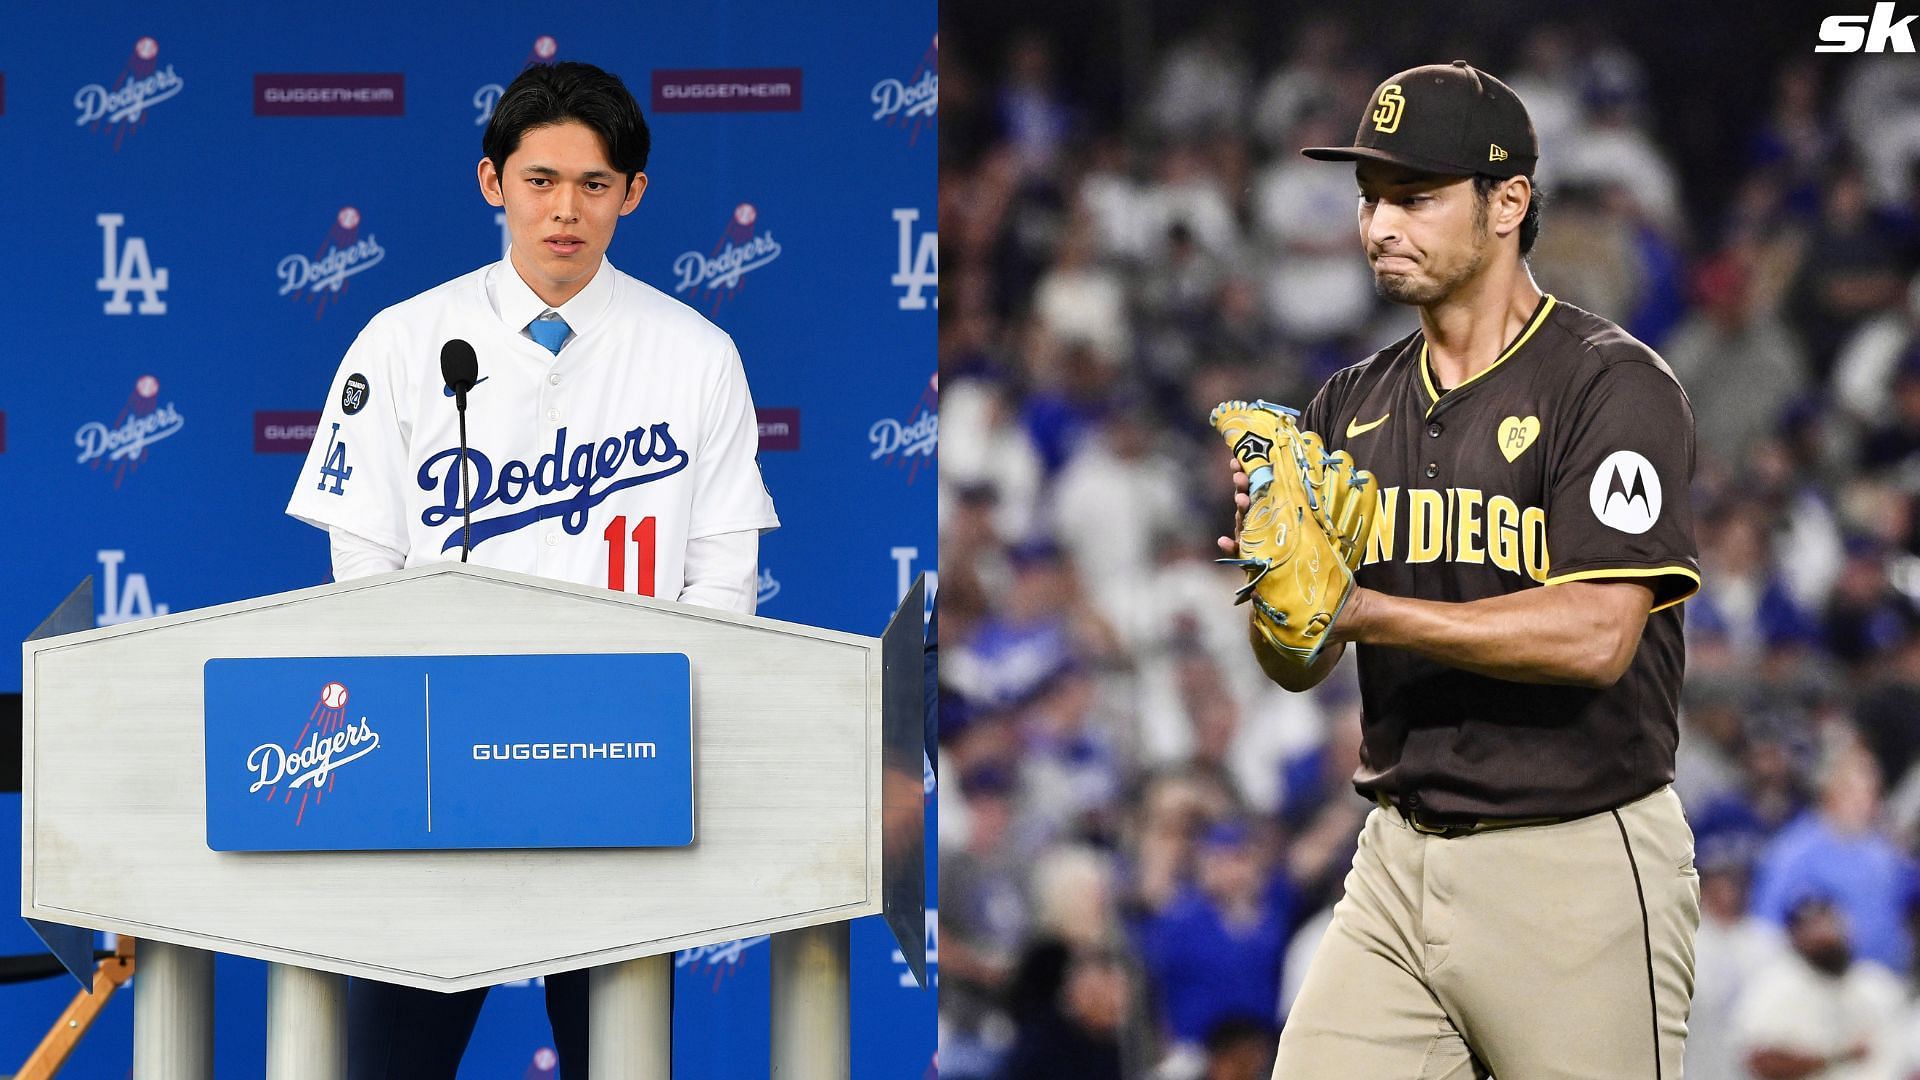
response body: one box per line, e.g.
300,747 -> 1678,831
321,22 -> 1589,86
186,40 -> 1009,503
254,74 -> 405,117
652,68 -> 802,113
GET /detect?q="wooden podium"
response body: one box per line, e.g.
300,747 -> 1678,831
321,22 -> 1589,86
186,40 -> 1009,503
20,563 -> 927,1079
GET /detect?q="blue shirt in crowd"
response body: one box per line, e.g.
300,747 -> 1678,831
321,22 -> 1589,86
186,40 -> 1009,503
1750,812 -> 1920,972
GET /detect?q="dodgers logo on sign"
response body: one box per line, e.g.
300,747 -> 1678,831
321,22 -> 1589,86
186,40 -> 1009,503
205,655 -> 694,852
246,682 -> 383,828
74,36 -> 183,150
869,373 -> 937,485
871,34 -> 938,145
75,374 -> 185,488
278,207 -> 386,318
473,35 -> 557,126
674,203 -> 783,315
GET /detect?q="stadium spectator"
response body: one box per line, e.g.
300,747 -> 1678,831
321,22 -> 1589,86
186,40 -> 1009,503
1134,821 -> 1294,1057
1687,830 -> 1787,1080
1752,743 -> 1919,974
1734,896 -> 1907,1080
1663,252 -> 1811,467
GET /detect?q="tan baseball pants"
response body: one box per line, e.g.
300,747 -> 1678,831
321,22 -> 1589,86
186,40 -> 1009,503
1273,785 -> 1700,1079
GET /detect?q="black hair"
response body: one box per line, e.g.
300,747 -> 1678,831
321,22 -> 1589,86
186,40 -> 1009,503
1474,174 -> 1544,257
482,62 -> 650,185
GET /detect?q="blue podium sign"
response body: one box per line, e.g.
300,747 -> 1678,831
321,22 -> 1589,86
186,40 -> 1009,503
203,654 -> 693,852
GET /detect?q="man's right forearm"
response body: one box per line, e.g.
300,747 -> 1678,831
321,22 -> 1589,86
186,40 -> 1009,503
329,527 -> 406,581
1250,617 -> 1345,691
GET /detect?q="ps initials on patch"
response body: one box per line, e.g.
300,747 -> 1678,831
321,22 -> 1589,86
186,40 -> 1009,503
1588,450 -> 1661,534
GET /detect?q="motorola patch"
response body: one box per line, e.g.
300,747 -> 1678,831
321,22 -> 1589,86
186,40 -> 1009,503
341,373 -> 369,416
1588,450 -> 1661,534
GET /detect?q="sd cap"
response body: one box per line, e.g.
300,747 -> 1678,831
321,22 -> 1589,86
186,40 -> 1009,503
1302,60 -> 1537,179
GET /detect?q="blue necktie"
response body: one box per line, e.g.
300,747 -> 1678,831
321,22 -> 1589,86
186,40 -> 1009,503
527,315 -> 571,355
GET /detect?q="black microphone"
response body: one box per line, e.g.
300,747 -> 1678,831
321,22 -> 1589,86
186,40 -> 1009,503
439,339 -> 480,563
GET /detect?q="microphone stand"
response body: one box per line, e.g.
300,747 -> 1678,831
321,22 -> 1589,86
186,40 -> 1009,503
455,388 -> 473,562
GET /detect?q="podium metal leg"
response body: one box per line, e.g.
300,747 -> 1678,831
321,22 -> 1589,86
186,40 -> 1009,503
265,962 -> 345,1080
132,940 -> 213,1080
771,923 -> 849,1080
589,955 -> 672,1079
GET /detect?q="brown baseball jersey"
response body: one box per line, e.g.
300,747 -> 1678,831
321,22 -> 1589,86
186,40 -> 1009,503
1301,294 -> 1699,819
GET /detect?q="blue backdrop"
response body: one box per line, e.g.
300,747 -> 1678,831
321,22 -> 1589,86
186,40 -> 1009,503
0,3 -> 937,1076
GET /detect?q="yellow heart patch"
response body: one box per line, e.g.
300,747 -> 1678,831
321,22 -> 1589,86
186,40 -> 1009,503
1498,416 -> 1540,463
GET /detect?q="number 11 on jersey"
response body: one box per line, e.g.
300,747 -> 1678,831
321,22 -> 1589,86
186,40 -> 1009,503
603,515 -> 657,596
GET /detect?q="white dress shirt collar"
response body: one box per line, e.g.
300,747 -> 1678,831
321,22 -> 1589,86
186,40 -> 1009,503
488,250 -> 616,339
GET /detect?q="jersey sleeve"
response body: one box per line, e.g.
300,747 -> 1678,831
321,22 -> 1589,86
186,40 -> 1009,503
285,318 -> 413,554
686,338 -> 780,539
1542,361 -> 1700,612
1299,371 -> 1343,443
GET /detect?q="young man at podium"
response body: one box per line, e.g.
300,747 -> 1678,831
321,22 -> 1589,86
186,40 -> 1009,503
284,59 -> 780,1078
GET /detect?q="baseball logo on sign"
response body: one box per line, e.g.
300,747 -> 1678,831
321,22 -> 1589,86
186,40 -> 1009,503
321,682 -> 348,708
1588,450 -> 1662,534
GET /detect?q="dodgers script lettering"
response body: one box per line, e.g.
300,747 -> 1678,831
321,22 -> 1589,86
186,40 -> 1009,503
869,412 -> 938,460
418,423 -> 690,551
248,718 -> 381,793
74,65 -> 184,126
75,404 -> 185,465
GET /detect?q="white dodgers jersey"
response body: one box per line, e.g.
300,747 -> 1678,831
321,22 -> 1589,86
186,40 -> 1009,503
286,258 -> 779,596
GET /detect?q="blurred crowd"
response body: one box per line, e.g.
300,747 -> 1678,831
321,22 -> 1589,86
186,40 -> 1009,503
938,13 -> 1920,1080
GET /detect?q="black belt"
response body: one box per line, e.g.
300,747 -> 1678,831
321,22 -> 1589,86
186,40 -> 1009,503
1375,792 -> 1577,838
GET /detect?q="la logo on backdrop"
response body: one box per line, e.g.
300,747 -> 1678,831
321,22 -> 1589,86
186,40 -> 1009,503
75,374 -> 185,488
278,206 -> 386,319
246,682 -> 382,828
74,35 -> 183,150
95,548 -> 169,626
871,34 -> 937,145
473,35 -> 557,126
891,207 -> 937,311
673,203 -> 783,315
